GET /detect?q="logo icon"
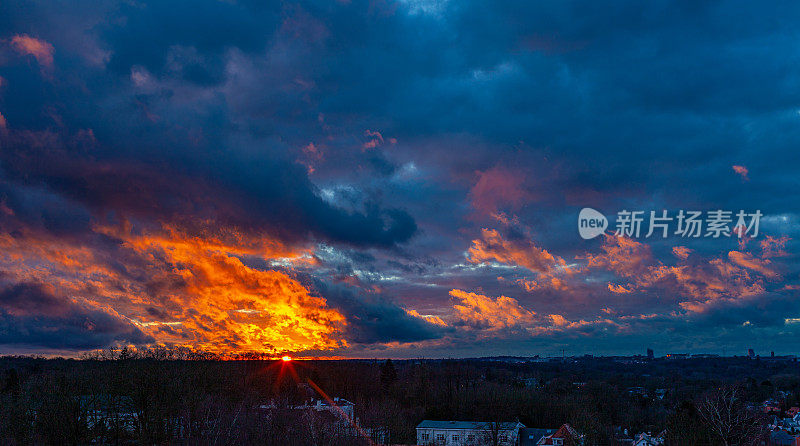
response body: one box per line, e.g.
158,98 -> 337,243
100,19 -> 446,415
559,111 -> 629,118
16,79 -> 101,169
578,208 -> 607,239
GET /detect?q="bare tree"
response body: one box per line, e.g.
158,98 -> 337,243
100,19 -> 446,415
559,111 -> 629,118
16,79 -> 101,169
696,385 -> 767,446
478,385 -> 514,446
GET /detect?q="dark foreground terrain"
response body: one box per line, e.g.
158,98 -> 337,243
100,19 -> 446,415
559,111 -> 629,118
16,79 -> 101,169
1,350 -> 798,445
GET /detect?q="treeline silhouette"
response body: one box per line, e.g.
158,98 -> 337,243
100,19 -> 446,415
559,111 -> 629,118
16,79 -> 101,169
0,348 -> 797,445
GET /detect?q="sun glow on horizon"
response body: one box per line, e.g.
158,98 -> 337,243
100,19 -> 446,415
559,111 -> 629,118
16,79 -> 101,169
281,355 -> 292,362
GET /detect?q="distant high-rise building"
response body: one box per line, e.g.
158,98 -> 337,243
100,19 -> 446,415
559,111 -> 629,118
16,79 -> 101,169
748,348 -> 755,358
647,348 -> 654,360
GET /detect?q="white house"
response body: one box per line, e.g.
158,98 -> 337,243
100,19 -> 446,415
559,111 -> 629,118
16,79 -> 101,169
416,420 -> 524,445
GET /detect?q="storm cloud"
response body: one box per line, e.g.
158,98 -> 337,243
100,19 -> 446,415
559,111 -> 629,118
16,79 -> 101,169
0,0 -> 798,356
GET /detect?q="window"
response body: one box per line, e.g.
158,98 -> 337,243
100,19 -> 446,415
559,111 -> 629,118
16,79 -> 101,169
452,434 -> 459,441
500,435 -> 508,441
467,434 -> 475,441
553,439 -> 563,446
421,433 -> 429,441
436,434 -> 445,441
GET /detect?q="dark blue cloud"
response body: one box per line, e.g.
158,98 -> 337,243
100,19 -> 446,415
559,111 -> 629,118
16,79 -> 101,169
0,282 -> 154,349
310,279 -> 447,344
102,1 -> 279,85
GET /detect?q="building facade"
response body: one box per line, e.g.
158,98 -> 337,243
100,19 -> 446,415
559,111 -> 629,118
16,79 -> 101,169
416,420 -> 524,446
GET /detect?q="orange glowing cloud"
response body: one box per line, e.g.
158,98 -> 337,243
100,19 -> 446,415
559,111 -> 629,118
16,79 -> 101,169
449,289 -> 537,330
732,165 -> 749,181
760,235 -> 789,258
672,246 -> 692,259
468,228 -> 564,273
0,220 -> 347,354
405,309 -> 447,326
10,34 -> 54,68
447,289 -> 623,337
585,234 -> 774,304
727,251 -> 778,279
608,283 -> 633,294
468,228 -> 577,293
584,234 -> 653,278
517,275 -> 569,292
549,314 -> 569,326
105,226 -> 346,353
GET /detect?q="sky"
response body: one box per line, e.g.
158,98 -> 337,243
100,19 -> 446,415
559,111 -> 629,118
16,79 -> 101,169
0,0 -> 799,358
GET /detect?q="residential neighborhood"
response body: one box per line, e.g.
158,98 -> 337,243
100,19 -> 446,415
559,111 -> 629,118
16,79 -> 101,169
66,387 -> 800,446
2,353 -> 800,444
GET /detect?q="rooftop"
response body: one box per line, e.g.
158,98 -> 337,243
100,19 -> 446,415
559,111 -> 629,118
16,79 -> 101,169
416,420 -> 524,430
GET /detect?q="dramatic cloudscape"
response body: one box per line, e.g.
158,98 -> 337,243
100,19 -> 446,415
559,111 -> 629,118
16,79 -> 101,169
0,0 -> 799,357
